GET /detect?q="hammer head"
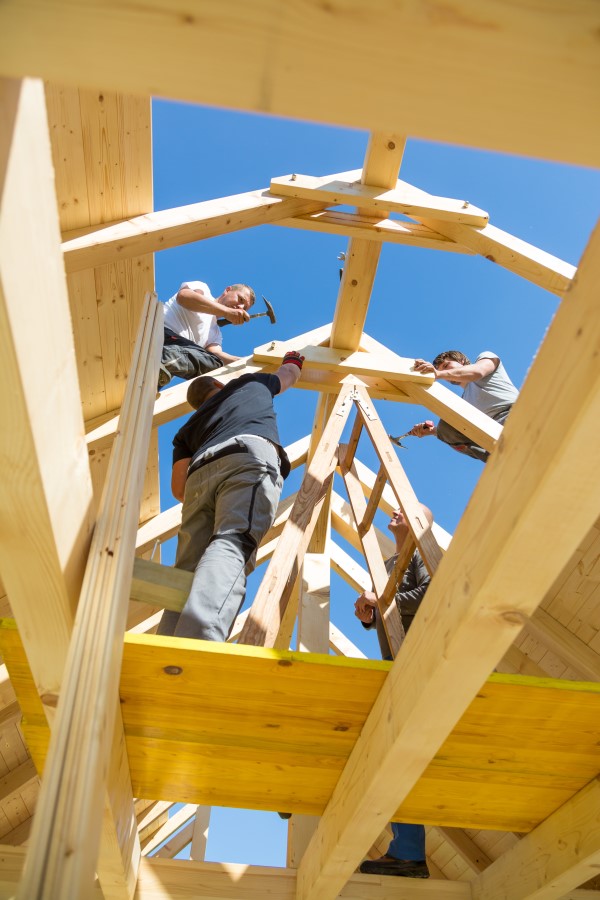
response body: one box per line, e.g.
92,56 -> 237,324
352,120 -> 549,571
261,295 -> 276,325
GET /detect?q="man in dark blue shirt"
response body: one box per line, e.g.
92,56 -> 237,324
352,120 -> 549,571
158,352 -> 303,642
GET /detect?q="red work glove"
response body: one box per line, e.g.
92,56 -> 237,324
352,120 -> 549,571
282,350 -> 305,370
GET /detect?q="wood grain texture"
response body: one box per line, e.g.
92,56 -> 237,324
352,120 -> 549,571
2,2 -> 598,165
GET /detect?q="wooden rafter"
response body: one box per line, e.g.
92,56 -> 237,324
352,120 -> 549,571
296,216 -> 600,899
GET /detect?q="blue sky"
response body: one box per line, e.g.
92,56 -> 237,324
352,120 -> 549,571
151,97 -> 600,865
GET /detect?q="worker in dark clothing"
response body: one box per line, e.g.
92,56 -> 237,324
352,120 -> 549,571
355,505 -> 433,880
157,351 -> 303,642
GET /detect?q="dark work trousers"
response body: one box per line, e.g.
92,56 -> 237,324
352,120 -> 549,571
161,326 -> 224,382
436,406 -> 511,462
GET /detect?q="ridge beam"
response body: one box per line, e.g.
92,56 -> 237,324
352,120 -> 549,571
270,170 -> 489,227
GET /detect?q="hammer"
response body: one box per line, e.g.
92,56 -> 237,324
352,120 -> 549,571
217,295 -> 277,327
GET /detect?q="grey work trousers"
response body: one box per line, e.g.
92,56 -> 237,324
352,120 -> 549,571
158,435 -> 283,642
436,406 -> 511,462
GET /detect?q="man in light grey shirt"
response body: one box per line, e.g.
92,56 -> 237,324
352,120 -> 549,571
409,350 -> 519,461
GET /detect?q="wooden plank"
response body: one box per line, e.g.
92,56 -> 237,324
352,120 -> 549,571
349,454 -> 453,550
353,384 -> 444,575
0,848 -> 459,899
62,192 -> 326,272
330,543 -> 371,594
0,759 -> 37,805
20,295 -> 162,898
526,608 -> 600,682
1,2 -> 599,165
276,210 -> 474,254
340,449 -> 404,658
295,215 -> 600,899
271,171 -> 489,227
0,76 -> 94,699
190,806 -> 211,862
331,491 -> 395,560
470,777 -> 600,899
402,379 -> 502,454
328,623 -> 367,661
414,215 -> 576,296
239,382 -> 355,647
359,466 -> 387,537
434,827 -> 492,874
152,820 -> 193,860
3,627 -> 600,833
141,805 -> 197,857
253,343 -> 434,387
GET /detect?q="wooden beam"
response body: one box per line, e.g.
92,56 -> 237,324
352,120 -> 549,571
330,135 -> 405,352
141,805 -> 197,857
0,759 -> 37,805
526,608 -> 600,682
340,448 -> 404,657
295,214 -> 600,899
0,849 -> 471,899
0,77 -> 141,900
331,491 -> 395,560
87,324 -> 332,455
20,295 -> 162,898
1,3 -> 599,166
190,806 -> 211,861
271,171 -> 489,227
353,384 -> 444,574
252,342 -> 433,387
414,214 -> 576,297
434,827 -> 492,874
470,777 -> 600,899
330,542 -> 371,594
62,191 -> 326,273
276,210 -> 474,254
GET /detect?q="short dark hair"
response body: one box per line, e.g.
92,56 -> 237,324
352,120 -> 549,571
187,376 -> 222,410
433,349 -> 470,368
229,283 -> 255,307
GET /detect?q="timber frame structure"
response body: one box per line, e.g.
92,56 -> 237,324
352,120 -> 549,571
1,3 -> 600,899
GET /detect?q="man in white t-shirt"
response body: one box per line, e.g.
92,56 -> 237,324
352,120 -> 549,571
409,350 -> 519,461
159,280 -> 255,388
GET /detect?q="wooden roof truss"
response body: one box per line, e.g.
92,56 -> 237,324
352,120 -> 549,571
1,5 -> 600,898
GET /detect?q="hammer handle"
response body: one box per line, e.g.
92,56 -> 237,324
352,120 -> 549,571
217,312 -> 267,327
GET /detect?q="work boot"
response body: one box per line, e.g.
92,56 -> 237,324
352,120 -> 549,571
359,855 -> 429,878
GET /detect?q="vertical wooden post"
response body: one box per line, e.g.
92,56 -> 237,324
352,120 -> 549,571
19,294 -> 163,899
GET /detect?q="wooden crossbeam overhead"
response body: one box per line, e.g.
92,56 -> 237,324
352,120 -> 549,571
271,170 -> 489,227
413,211 -> 576,297
271,171 -> 575,296
1,2 -> 599,166
61,191 -> 327,273
276,210 -> 475,254
296,216 -> 600,899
